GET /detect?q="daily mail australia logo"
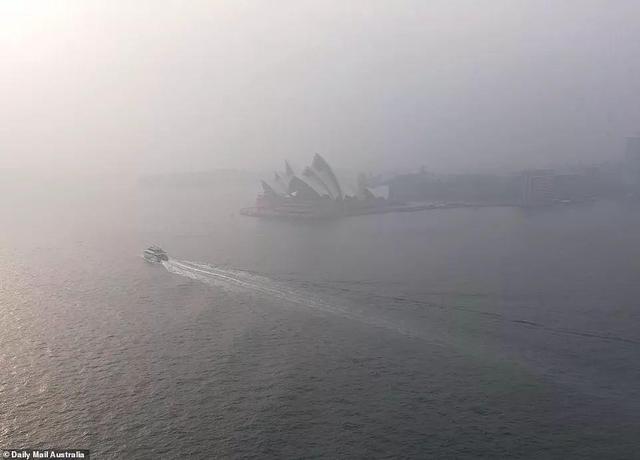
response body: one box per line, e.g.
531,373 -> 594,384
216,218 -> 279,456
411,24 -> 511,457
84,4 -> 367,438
2,450 -> 89,459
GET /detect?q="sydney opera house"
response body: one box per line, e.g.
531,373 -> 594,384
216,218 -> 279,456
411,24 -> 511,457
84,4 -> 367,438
241,154 -> 389,219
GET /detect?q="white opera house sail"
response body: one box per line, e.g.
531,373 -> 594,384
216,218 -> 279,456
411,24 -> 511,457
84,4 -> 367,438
243,154 -> 389,219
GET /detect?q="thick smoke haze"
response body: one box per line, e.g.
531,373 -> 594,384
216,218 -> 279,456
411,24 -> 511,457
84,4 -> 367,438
1,0 -> 639,175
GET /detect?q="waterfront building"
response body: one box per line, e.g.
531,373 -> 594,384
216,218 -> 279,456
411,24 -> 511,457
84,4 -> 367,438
521,170 -> 555,206
244,154 -> 387,218
625,137 -> 640,193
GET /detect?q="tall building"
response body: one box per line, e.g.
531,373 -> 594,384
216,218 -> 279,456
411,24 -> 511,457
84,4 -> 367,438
521,170 -> 555,206
625,137 -> 640,192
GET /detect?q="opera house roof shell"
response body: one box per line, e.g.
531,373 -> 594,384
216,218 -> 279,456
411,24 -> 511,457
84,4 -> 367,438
261,154 -> 377,201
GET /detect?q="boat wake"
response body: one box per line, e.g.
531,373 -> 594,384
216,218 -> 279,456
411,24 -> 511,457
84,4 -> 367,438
161,257 -> 640,348
161,258 -> 420,339
158,257 -> 640,403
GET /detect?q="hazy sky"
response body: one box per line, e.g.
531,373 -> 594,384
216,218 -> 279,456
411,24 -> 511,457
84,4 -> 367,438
1,0 -> 639,175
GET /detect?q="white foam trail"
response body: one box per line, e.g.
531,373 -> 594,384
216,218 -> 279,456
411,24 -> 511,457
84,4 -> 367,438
162,258 -> 418,338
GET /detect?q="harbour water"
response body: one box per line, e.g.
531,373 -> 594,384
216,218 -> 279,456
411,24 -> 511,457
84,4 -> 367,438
1,173 -> 640,458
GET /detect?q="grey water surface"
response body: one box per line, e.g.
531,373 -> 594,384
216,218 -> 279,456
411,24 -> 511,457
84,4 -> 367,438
2,175 -> 639,458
